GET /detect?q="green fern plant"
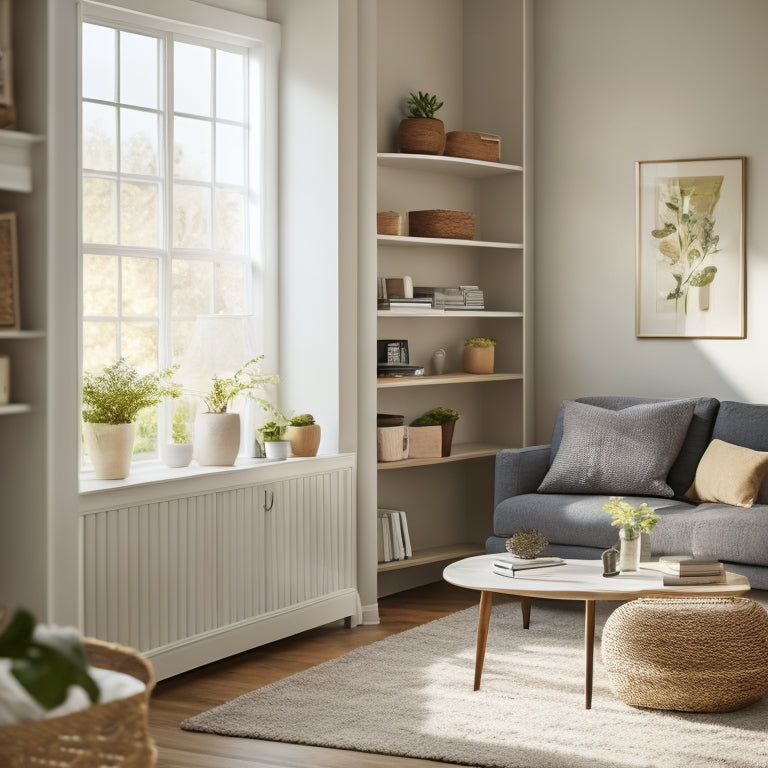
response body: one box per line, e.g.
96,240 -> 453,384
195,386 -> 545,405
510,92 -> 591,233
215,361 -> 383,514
202,356 -> 279,414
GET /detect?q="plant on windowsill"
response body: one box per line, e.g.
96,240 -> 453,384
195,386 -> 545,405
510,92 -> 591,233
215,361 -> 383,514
462,337 -> 497,374
603,496 -> 659,572
410,406 -> 460,458
284,413 -> 321,458
397,90 -> 446,155
260,416 -> 290,461
82,359 -> 181,480
161,400 -> 194,469
194,357 -> 279,467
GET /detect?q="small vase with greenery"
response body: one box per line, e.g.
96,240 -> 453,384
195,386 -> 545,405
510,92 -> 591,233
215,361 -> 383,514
463,337 -> 497,375
285,413 -> 322,458
603,496 -> 659,572
410,407 -> 460,457
162,401 -> 194,468
397,90 -> 446,155
82,359 -> 181,479
260,416 -> 290,461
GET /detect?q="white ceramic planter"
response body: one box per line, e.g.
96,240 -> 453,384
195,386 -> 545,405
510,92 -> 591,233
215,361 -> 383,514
264,440 -> 290,461
194,412 -> 240,466
84,422 -> 136,480
161,442 -> 194,468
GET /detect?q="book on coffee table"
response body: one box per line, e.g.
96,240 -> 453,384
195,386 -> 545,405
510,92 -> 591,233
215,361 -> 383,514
492,556 -> 565,577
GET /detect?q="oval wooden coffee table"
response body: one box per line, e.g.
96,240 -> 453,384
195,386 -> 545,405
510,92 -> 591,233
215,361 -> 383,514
442,555 -> 750,709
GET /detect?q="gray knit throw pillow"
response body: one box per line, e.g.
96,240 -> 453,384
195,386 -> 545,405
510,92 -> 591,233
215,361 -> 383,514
538,399 -> 696,497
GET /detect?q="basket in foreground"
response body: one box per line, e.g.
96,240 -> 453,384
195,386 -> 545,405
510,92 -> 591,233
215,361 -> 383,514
1,638 -> 157,767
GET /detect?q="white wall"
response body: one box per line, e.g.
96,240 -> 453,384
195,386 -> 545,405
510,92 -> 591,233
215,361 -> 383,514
534,0 -> 768,443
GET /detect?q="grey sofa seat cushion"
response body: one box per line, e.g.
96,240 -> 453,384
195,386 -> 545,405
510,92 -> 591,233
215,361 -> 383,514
712,401 -> 768,504
493,493 -> 693,549
550,396 -> 720,498
539,399 -> 695,497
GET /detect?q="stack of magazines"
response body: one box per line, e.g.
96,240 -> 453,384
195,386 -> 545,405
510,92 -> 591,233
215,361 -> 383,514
659,556 -> 725,585
492,555 -> 565,577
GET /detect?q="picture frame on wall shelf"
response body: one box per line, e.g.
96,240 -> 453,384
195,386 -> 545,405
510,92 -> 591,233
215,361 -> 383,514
0,211 -> 19,330
636,156 -> 745,339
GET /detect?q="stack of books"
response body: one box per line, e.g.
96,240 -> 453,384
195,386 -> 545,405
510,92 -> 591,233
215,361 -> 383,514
659,556 -> 726,585
413,285 -> 486,311
377,508 -> 413,563
491,555 -> 565,578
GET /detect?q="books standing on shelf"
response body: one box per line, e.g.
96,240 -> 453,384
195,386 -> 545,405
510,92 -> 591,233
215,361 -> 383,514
659,556 -> 726,586
491,556 -> 565,577
377,508 -> 413,563
414,285 -> 486,311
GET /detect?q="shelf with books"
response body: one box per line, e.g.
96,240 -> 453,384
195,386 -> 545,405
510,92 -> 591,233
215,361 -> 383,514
377,152 -> 522,179
377,234 -> 523,250
377,442 -> 505,471
378,310 -> 523,318
377,543 -> 485,573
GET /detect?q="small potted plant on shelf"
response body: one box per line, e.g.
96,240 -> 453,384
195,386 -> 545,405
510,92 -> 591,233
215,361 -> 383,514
82,358 -> 181,480
397,90 -> 446,155
284,413 -> 321,457
161,400 -> 194,468
410,406 -> 460,457
463,336 -> 497,374
260,417 -> 290,461
195,356 -> 279,467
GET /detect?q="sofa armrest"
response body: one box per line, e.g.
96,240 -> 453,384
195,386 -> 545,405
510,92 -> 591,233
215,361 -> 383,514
494,445 -> 551,508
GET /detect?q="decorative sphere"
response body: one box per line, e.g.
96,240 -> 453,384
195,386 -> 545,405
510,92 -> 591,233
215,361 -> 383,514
505,529 -> 549,559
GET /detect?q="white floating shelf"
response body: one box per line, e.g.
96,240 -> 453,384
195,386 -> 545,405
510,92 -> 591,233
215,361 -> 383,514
0,130 -> 45,193
0,404 -> 31,415
0,330 -> 46,339
377,152 -> 522,178
378,234 -> 522,250
378,310 -> 522,318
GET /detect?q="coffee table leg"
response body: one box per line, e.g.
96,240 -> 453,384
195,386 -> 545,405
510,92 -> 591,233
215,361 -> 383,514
520,596 -> 532,629
474,590 -> 493,691
584,599 -> 595,709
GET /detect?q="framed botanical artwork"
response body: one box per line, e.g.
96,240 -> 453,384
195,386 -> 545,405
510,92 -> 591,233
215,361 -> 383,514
636,156 -> 745,338
0,211 -> 19,329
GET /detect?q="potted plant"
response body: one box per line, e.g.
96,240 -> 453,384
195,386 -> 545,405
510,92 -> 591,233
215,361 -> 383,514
82,359 -> 181,479
161,400 -> 194,468
260,417 -> 290,461
195,356 -> 279,467
285,413 -> 321,457
410,406 -> 460,457
397,91 -> 446,155
463,337 -> 497,374
603,496 -> 659,572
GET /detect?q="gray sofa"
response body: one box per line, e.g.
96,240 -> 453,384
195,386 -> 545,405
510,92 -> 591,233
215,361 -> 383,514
486,396 -> 768,590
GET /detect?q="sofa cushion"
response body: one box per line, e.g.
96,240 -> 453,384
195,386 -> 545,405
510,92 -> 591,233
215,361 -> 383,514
539,399 -> 695,497
686,439 -> 768,508
712,401 -> 768,504
494,493 -> 693,549
550,396 -> 720,498
684,503 -> 768,567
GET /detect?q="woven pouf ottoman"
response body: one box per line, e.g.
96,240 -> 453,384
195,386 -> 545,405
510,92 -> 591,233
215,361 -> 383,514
602,597 -> 768,712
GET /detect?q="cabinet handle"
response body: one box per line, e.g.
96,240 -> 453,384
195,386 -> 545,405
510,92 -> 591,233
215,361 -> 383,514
264,489 -> 274,512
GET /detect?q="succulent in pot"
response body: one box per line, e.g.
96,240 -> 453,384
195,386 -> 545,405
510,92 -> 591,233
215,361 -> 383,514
285,413 -> 322,457
82,358 -> 181,479
397,91 -> 446,155
463,336 -> 497,374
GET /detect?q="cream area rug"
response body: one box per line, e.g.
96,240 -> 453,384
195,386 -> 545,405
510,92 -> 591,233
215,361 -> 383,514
181,598 -> 768,768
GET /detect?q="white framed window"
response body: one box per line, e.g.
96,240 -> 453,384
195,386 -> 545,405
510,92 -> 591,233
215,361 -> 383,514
80,1 -> 278,458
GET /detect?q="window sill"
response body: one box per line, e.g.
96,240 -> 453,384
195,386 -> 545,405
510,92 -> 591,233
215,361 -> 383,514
79,453 -> 356,511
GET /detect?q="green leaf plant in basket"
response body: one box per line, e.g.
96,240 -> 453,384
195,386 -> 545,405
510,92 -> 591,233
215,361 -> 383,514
397,90 -> 446,155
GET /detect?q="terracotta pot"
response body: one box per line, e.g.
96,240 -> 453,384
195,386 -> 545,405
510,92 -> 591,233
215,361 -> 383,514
397,117 -> 445,155
194,412 -> 240,466
84,422 -> 136,480
285,424 -> 321,457
463,345 -> 495,374
441,421 -> 456,457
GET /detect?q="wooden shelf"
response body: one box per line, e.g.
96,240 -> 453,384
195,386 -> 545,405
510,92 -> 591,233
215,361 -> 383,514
377,442 -> 504,470
378,372 -> 522,388
377,234 -> 522,250
0,330 -> 46,340
0,129 -> 45,192
377,152 -> 522,178
0,404 -> 31,415
378,310 -> 522,318
377,543 -> 485,572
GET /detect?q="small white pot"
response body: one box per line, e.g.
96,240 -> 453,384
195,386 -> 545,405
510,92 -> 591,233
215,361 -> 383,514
84,422 -> 136,480
264,440 -> 290,461
194,412 -> 241,466
161,442 -> 194,468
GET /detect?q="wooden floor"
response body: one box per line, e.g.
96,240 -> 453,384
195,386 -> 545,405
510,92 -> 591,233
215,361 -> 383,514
148,581 -> 488,767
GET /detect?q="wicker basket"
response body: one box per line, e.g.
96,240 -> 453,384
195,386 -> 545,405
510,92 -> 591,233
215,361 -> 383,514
444,131 -> 501,162
377,212 -> 402,236
408,209 -> 475,240
1,638 -> 157,767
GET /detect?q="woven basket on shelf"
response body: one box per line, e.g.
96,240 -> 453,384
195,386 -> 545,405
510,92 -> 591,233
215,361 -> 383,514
408,209 -> 475,240
377,212 -> 402,236
602,597 -> 768,712
1,638 -> 157,767
444,131 -> 501,162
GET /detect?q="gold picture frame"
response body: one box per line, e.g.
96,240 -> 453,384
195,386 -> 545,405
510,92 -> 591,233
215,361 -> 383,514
636,156 -> 746,339
0,212 -> 19,329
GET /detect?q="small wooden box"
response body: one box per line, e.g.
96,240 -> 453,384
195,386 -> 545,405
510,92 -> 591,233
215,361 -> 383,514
377,212 -> 402,236
444,131 -> 501,163
407,425 -> 442,458
408,209 -> 475,240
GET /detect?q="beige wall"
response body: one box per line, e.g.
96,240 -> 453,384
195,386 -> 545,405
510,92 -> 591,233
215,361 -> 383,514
534,0 -> 768,443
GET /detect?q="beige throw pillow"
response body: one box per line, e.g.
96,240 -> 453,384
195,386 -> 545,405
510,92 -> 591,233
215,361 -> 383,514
686,439 -> 768,508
